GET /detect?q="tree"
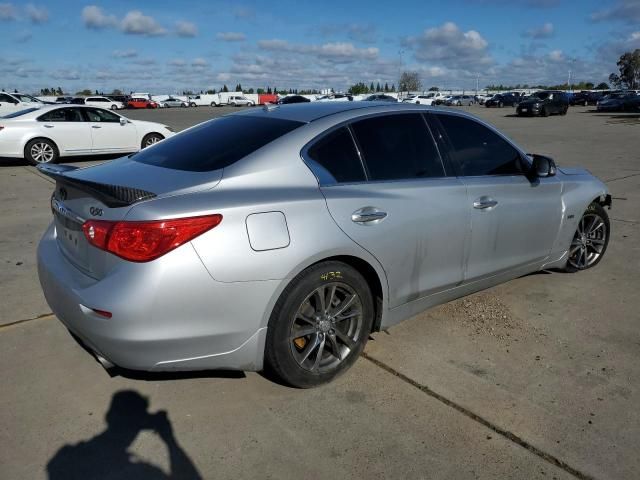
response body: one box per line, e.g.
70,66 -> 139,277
609,49 -> 640,89
595,82 -> 609,90
348,82 -> 369,95
111,88 -> 123,95
369,82 -> 375,92
428,86 -> 439,91
390,84 -> 395,92
376,82 -> 381,92
399,71 -> 421,92
222,84 -> 229,92
384,82 -> 389,92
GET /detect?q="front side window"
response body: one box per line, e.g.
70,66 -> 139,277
351,113 -> 445,181
84,108 -> 120,123
133,115 -> 303,172
307,127 -> 365,183
436,114 -> 525,176
38,108 -> 84,122
0,94 -> 17,103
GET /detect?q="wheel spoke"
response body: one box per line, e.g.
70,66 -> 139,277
334,329 -> 356,350
326,285 -> 337,311
333,310 -> 361,323
314,286 -> 326,314
310,337 -> 326,371
296,312 -> 316,325
290,326 -> 316,342
588,221 -> 604,235
327,334 -> 342,361
300,334 -> 320,363
331,294 -> 356,317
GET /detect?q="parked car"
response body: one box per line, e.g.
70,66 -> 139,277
84,96 -> 125,110
569,91 -> 590,106
70,97 -> 86,105
445,95 -> 474,106
516,90 -> 569,116
408,92 -> 448,105
316,94 -> 353,102
159,97 -> 189,108
0,92 -> 48,116
362,94 -> 397,102
475,93 -> 493,105
105,95 -> 131,105
485,93 -> 520,107
35,103 -> 611,388
278,95 -> 311,104
188,94 -> 218,107
127,97 -> 159,109
596,92 -> 640,112
0,105 -> 174,165
585,91 -> 606,106
55,96 -> 73,104
227,95 -> 255,107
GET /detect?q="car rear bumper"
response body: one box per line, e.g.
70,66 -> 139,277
37,222 -> 280,372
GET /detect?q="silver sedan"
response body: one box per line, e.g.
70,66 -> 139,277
37,103 -> 611,387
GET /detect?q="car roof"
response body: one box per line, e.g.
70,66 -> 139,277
231,101 -> 476,123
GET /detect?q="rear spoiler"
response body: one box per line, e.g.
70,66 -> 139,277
37,164 -> 157,208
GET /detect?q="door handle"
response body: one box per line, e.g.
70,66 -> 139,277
473,197 -> 498,209
352,208 -> 387,224
43,125 -> 54,128
91,125 -> 101,129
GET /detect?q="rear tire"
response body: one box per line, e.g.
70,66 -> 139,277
141,133 -> 164,149
564,203 -> 610,272
265,261 -> 374,388
24,138 -> 59,166
541,106 -> 549,117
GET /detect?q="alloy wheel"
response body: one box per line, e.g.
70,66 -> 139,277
568,213 -> 607,269
30,142 -> 55,163
289,282 -> 363,373
145,135 -> 161,147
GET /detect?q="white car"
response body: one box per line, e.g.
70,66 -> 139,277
0,92 -> 49,115
405,93 -> 447,105
227,95 -> 255,107
83,96 -> 124,110
0,105 -> 175,165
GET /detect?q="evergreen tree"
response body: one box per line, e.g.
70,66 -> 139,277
369,82 -> 375,92
222,84 -> 229,92
384,82 -> 389,92
376,82 -> 381,92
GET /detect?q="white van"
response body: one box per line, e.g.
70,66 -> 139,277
188,94 -> 219,107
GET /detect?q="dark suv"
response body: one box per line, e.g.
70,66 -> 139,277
516,90 -> 569,117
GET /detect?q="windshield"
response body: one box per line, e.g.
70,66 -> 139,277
133,115 -> 304,172
532,92 -> 550,100
2,108 -> 39,118
13,94 -> 42,103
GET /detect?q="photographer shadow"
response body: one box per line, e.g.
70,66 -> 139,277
47,390 -> 202,480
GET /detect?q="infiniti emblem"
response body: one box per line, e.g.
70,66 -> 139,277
52,199 -> 68,217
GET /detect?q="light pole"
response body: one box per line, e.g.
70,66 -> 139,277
398,49 -> 405,97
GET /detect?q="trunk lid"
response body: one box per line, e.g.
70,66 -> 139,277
39,158 -> 222,278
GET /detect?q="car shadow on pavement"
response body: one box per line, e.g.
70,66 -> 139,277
47,390 -> 203,480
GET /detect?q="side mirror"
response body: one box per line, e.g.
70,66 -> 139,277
529,154 -> 556,178
119,117 -> 127,126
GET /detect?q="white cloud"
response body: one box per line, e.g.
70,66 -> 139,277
548,49 -> 564,62
258,39 -> 378,62
524,22 -> 554,39
591,1 -> 640,23
233,7 -> 255,19
403,22 -> 492,69
216,31 -> 246,42
26,4 -> 48,23
121,10 -> 167,36
191,58 -> 209,67
0,2 -> 16,21
168,59 -> 186,67
112,49 -> 137,58
176,20 -> 198,37
82,5 -> 117,29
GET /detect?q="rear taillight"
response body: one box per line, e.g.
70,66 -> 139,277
82,214 -> 222,262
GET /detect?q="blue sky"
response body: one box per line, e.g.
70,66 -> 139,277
1,0 -> 639,93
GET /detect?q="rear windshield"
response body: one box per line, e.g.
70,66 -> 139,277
132,115 -> 304,172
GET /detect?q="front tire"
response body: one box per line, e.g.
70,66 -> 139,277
498,101 -> 503,108
25,138 -> 58,165
141,133 -> 164,149
565,202 -> 610,272
265,261 -> 374,388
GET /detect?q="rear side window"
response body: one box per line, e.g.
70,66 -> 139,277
351,113 -> 445,181
84,108 -> 120,123
307,127 -> 365,183
38,108 -> 84,122
133,116 -> 303,172
436,114 -> 524,176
